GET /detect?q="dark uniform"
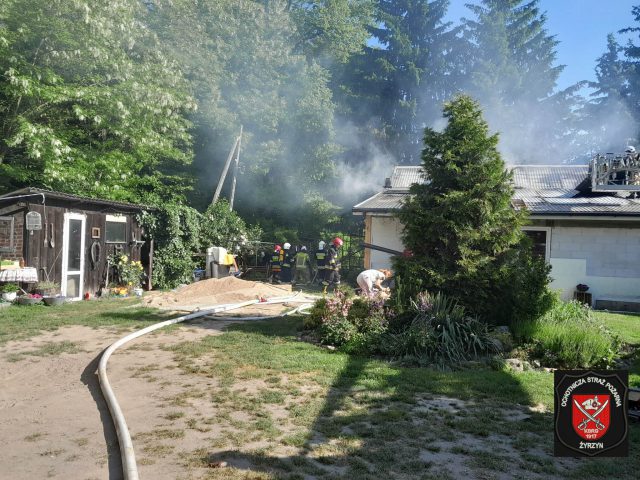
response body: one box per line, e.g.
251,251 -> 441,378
270,248 -> 282,283
314,246 -> 327,284
281,247 -> 294,283
323,245 -> 341,289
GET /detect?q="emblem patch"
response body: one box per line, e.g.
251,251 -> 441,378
554,370 -> 628,457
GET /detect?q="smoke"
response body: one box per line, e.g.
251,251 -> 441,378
333,120 -> 396,204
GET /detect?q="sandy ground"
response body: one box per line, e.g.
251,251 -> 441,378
0,279 -> 318,480
0,317 -> 254,480
143,277 -> 296,311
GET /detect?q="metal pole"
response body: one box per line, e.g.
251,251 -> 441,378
229,125 -> 243,211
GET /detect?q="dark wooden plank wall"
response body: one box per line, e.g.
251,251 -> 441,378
24,202 -> 144,296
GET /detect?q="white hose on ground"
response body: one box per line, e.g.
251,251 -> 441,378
97,294 -> 312,480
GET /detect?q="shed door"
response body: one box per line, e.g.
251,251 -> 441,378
61,213 -> 86,300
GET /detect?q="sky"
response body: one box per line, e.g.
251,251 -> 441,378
445,0 -> 637,91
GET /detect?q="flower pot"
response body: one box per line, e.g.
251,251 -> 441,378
16,297 -> 42,306
1,292 -> 17,302
43,296 -> 66,306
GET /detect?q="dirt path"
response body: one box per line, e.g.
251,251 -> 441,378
0,319 -> 236,480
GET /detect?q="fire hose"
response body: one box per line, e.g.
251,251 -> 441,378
97,294 -> 314,480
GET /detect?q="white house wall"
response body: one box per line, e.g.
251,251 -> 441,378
369,216 -> 404,270
548,226 -> 640,305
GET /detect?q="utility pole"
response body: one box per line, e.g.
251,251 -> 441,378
229,125 -> 243,211
211,134 -> 240,206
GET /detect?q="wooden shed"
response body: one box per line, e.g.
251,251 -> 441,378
0,188 -> 152,300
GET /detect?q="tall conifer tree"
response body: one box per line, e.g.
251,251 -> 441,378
395,95 -> 551,324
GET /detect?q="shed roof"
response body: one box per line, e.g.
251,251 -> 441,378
0,187 -> 148,212
390,166 -> 425,189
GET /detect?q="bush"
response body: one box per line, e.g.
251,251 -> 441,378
513,300 -> 620,369
383,291 -> 499,367
306,291 -> 388,354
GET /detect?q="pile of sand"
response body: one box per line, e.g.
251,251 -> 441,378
144,277 -> 293,310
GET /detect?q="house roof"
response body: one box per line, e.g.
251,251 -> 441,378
0,187 -> 148,212
353,164 -> 640,217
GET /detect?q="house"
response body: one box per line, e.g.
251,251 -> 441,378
0,188 -> 152,300
353,165 -> 640,311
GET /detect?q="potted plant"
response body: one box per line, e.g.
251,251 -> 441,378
35,281 -> 60,296
1,283 -> 19,302
16,293 -> 43,305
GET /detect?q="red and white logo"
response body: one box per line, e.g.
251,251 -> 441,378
572,394 -> 610,440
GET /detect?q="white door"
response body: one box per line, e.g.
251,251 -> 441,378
61,213 -> 86,300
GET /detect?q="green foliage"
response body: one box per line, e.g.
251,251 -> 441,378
384,291 -> 499,367
335,0 -> 460,163
139,199 -> 261,289
149,0 -> 342,234
461,0 -> 572,162
0,0 -> 194,202
394,95 -> 551,325
0,283 -> 19,294
108,253 -> 144,288
307,290 -> 388,354
513,300 -> 621,369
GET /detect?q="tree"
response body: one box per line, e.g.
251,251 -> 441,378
461,0 -> 571,163
0,0 -> 195,202
334,0 -> 462,164
148,0 -> 341,234
394,95 -> 551,324
286,0 -> 374,64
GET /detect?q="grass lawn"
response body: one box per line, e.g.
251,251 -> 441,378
1,299 -> 638,478
0,298 -> 174,345
168,314 -> 640,480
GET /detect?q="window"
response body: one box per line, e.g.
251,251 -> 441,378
522,227 -> 550,261
105,215 -> 127,243
0,216 -> 15,253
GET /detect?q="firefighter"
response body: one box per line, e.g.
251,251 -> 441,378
322,237 -> 343,293
314,240 -> 327,284
293,246 -> 312,285
281,242 -> 294,283
270,245 -> 282,283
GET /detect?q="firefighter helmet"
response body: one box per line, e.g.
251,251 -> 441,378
626,145 -> 636,154
332,237 -> 343,247
274,245 -> 281,252
283,242 -> 291,250
318,241 -> 325,250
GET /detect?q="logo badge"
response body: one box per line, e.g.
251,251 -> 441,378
555,370 -> 628,457
572,394 -> 610,440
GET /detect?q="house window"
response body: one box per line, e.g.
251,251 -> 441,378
522,227 -> 550,261
0,216 -> 15,253
105,215 -> 127,243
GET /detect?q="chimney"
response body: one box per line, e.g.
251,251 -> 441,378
384,177 -> 391,189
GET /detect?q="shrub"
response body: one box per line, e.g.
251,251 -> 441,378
307,291 -> 388,354
513,300 -> 620,369
383,291 -> 499,367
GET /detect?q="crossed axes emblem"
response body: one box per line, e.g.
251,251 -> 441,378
573,398 -> 609,431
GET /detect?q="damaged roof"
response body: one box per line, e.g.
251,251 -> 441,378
353,164 -> 640,217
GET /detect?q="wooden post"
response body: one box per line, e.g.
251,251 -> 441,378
229,125 -> 243,211
211,136 -> 240,206
363,214 -> 372,270
147,239 -> 154,291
